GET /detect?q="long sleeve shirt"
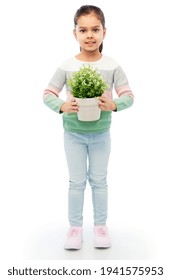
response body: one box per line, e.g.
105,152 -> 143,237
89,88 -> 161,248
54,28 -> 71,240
43,55 -> 134,133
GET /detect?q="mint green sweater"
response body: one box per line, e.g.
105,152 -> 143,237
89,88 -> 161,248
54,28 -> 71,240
43,55 -> 134,133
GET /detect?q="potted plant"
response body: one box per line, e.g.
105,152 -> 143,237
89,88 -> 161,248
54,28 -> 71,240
68,65 -> 108,121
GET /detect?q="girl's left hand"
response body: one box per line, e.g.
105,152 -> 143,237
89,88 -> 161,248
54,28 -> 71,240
98,96 -> 117,111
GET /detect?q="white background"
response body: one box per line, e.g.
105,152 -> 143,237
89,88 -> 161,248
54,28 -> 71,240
0,0 -> 171,269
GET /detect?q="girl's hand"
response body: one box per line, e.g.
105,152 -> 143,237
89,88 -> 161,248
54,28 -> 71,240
60,98 -> 79,113
98,96 -> 117,111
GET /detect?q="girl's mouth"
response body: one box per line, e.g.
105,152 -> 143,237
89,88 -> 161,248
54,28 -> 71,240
86,41 -> 95,46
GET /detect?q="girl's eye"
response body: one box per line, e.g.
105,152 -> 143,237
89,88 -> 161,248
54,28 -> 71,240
79,28 -> 100,33
93,29 -> 99,32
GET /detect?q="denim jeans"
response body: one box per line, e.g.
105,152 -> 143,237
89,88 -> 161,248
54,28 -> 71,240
64,130 -> 111,226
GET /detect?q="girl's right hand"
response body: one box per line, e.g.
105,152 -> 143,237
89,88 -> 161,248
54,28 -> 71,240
60,98 -> 79,113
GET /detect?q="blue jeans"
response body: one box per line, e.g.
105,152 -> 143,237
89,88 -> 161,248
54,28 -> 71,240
64,131 -> 111,226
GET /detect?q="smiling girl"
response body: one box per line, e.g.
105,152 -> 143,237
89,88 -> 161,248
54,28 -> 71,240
43,5 -> 134,250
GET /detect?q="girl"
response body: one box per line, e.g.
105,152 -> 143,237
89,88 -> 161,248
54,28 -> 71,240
43,5 -> 134,250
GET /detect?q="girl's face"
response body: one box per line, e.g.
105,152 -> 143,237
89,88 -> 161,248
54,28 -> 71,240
74,13 -> 106,54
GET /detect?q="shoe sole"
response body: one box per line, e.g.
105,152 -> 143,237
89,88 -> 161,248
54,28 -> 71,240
94,242 -> 111,248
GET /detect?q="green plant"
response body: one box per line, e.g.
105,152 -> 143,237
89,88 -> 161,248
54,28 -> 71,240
68,65 -> 108,98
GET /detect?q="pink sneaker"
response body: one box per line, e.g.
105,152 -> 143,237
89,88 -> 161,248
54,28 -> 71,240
64,227 -> 82,250
94,225 -> 111,248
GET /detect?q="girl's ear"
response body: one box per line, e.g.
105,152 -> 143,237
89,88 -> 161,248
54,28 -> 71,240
103,28 -> 106,39
73,29 -> 78,40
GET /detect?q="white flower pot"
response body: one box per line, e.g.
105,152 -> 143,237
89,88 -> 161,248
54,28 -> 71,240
76,97 -> 101,121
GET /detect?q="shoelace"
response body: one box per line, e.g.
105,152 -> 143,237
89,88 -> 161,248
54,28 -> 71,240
96,227 -> 107,236
67,228 -> 80,238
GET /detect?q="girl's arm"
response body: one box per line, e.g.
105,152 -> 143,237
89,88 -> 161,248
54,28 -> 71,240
43,85 -> 65,113
113,66 -> 134,111
43,68 -> 66,113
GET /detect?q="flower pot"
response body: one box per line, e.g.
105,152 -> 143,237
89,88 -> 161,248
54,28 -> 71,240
76,97 -> 101,121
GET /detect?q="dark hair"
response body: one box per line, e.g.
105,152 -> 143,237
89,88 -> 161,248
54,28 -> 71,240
74,5 -> 105,53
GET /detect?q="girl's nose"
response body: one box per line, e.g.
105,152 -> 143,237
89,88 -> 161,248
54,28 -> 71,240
87,32 -> 93,38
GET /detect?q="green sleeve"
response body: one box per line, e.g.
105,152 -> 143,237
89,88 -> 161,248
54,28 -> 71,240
113,95 -> 134,111
44,94 -> 65,114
